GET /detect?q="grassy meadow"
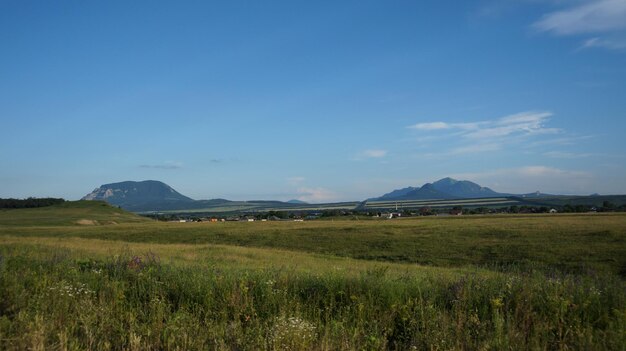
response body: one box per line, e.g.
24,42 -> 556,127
0,201 -> 625,350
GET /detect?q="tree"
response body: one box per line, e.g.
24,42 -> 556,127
603,201 -> 616,210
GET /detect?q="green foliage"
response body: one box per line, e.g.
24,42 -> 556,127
0,246 -> 624,350
0,197 -> 65,209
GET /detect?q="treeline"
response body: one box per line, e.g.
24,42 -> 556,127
0,198 -> 65,209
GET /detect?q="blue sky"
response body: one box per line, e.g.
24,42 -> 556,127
1,0 -> 625,202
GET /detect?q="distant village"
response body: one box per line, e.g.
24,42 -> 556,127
144,204 -> 613,223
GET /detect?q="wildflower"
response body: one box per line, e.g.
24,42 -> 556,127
271,316 -> 317,350
128,256 -> 144,270
49,281 -> 95,297
491,298 -> 503,308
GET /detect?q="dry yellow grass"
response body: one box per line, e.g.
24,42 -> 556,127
0,235 -> 478,280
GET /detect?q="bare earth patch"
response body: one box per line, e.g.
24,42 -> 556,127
75,219 -> 98,225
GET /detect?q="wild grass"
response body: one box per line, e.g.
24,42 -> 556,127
0,203 -> 625,349
2,210 -> 625,275
1,240 -> 624,350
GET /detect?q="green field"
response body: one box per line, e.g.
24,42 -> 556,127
1,202 -> 625,350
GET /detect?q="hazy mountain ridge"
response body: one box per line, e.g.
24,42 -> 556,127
82,180 -> 323,212
82,179 -> 612,213
287,199 -> 308,204
82,180 -> 195,211
374,177 -> 504,201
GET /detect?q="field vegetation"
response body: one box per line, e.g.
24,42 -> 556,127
0,201 -> 625,350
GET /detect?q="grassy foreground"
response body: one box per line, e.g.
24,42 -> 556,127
0,202 -> 625,350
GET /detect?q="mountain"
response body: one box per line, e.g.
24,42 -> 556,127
431,177 -> 501,198
375,186 -> 419,200
287,199 -> 308,204
82,180 -> 195,211
393,183 -> 457,200
81,180 -> 322,213
372,178 -> 505,201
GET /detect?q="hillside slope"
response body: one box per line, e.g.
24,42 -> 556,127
0,200 -> 151,226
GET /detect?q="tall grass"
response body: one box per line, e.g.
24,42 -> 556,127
1,245 -> 624,350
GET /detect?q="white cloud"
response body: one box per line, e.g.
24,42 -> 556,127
534,0 -> 626,35
406,111 -> 567,157
533,0 -> 626,51
579,36 -> 626,50
497,111 -> 551,125
409,111 -> 558,142
361,149 -> 388,158
408,121 -> 481,131
465,111 -> 558,139
529,134 -> 595,147
296,187 -> 338,203
408,122 -> 451,130
353,149 -> 388,160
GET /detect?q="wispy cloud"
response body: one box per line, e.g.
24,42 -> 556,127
409,122 -> 451,130
406,111 -> 592,161
579,36 -> 626,50
361,149 -> 388,158
408,111 -> 561,147
408,121 -> 480,131
533,0 -> 626,35
533,0 -> 626,51
296,187 -> 338,203
139,161 -> 183,170
543,151 -> 595,159
529,134 -> 595,147
353,149 -> 388,160
466,111 -> 558,139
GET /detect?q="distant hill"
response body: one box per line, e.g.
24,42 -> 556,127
0,200 -> 150,226
373,177 -> 503,201
431,177 -> 501,198
82,180 -> 195,211
397,183 -> 457,200
375,186 -> 419,200
286,199 -> 308,204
